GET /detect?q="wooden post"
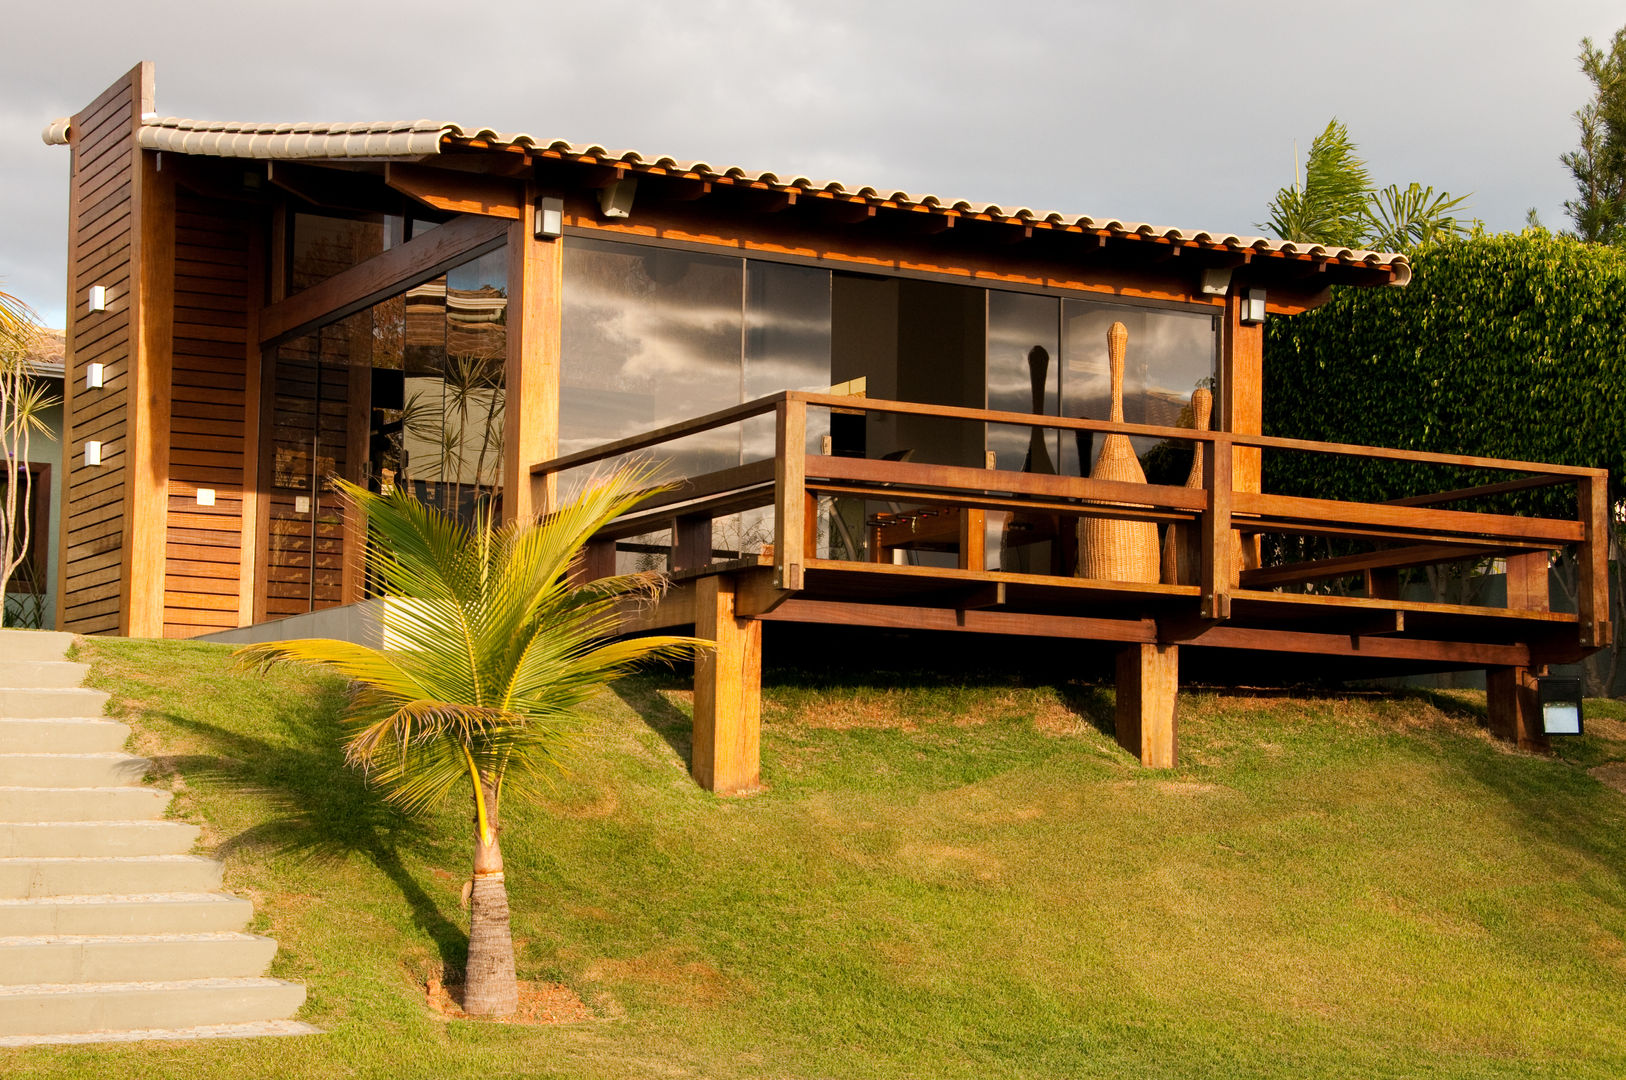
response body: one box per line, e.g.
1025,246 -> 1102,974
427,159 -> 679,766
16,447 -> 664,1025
671,514 -> 713,573
692,574 -> 762,794
123,138 -> 175,638
1577,474 -> 1611,649
1486,666 -> 1549,753
506,188 -> 563,523
1365,567 -> 1401,601
958,507 -> 986,571
1504,551 -> 1550,612
1200,434 -> 1232,620
1222,290 -> 1263,575
773,397 -> 807,591
1115,643 -> 1179,768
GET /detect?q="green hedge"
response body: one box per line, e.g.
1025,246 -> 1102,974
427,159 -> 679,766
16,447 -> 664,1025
1263,232 -> 1626,512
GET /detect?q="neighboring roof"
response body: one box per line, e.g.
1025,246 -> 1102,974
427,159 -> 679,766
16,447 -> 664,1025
21,326 -> 65,380
42,114 -> 1411,283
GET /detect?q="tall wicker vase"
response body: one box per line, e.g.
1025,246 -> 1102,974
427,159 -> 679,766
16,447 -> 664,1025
1077,322 -> 1160,583
1160,387 -> 1212,585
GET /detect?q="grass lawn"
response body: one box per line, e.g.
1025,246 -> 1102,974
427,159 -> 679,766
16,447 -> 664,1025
6,637 -> 1626,1078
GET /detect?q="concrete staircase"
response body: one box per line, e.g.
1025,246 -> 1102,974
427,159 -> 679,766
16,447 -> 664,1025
0,630 -> 316,1045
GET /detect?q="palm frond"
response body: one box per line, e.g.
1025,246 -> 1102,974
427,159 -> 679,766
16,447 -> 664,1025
238,463 -> 706,817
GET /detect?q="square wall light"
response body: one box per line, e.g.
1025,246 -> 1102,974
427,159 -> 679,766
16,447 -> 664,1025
86,362 -> 104,389
1240,288 -> 1267,325
87,285 -> 107,313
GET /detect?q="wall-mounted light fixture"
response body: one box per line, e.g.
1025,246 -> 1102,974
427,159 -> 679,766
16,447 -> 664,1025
294,495 -> 310,514
534,196 -> 564,239
85,362 -> 105,389
1538,675 -> 1584,736
87,286 -> 107,313
84,440 -> 102,467
1199,269 -> 1233,297
1239,288 -> 1267,325
195,488 -> 216,507
598,178 -> 636,219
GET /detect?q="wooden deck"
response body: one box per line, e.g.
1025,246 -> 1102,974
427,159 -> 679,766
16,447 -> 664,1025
533,391 -> 1611,791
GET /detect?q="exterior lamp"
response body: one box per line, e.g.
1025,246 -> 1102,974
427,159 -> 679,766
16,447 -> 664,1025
1239,288 -> 1267,325
87,285 -> 107,313
84,440 -> 102,467
1537,675 -> 1584,736
86,362 -> 104,389
534,196 -> 564,239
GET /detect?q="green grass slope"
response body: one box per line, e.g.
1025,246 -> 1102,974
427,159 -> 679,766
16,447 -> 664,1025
6,637 -> 1626,1079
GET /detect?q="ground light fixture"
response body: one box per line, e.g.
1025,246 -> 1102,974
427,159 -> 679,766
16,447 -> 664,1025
1537,675 -> 1584,736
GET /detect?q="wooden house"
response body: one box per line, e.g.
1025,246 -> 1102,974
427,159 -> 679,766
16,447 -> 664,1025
45,64 -> 1609,791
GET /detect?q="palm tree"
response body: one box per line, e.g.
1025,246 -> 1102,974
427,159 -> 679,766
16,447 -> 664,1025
237,468 -> 704,1016
0,289 -> 62,616
1262,119 -> 1473,252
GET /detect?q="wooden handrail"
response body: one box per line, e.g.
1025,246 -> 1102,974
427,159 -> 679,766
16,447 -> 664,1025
533,389 -> 1605,486
531,392 -> 790,477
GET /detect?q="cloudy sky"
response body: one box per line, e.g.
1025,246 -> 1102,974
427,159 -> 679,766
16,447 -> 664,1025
2,1 -> 1619,327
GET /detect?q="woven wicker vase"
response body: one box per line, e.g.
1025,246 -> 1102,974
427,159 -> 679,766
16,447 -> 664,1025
1078,322 -> 1160,583
1160,387 -> 1212,585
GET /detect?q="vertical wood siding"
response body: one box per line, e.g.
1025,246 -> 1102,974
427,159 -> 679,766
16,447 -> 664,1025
162,193 -> 252,637
59,72 -> 142,634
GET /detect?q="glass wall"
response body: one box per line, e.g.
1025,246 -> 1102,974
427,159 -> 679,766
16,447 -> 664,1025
262,245 -> 507,619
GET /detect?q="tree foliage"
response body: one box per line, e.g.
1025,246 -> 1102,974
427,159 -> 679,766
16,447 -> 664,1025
1262,119 -> 1471,252
1563,27 -> 1626,244
1264,231 -> 1626,501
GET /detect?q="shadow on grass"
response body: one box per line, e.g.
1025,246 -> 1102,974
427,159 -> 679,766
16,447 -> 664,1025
1058,685 -> 1116,740
143,708 -> 470,975
610,679 -> 692,767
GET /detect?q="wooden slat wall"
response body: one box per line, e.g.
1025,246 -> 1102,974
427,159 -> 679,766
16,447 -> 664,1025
162,192 -> 253,637
59,68 -> 147,634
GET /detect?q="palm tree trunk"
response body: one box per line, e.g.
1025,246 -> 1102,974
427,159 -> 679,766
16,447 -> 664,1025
463,772 -> 518,1016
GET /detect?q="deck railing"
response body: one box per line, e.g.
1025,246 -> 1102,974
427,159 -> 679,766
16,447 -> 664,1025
530,392 -> 1611,648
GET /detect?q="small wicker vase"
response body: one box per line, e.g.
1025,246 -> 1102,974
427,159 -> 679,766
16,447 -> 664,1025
1160,387 -> 1212,585
1077,322 -> 1160,583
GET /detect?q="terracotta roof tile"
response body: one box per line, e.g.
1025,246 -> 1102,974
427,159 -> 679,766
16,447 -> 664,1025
40,114 -> 1409,283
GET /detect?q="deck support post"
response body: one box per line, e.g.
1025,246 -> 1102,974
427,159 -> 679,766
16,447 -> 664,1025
692,574 -> 763,794
1115,643 -> 1179,768
1486,665 -> 1549,753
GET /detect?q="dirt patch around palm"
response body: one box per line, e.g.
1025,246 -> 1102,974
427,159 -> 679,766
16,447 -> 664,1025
426,977 -> 596,1025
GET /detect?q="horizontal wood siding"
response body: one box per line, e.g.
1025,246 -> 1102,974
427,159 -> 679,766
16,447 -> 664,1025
60,70 -> 143,635
163,193 -> 252,638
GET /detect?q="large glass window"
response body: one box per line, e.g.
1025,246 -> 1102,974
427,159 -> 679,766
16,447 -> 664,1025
262,245 -> 507,619
1059,300 -> 1219,476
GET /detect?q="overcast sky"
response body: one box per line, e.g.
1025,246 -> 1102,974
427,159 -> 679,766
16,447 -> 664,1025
2,0 -> 1619,327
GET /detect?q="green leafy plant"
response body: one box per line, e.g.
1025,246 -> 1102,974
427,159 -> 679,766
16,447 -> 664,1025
1262,119 -> 1472,251
1563,26 -> 1626,244
237,467 -> 705,1016
0,288 -> 63,608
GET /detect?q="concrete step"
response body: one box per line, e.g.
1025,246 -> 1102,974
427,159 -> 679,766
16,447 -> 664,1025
0,821 -> 199,858
0,688 -> 111,720
0,662 -> 91,689
0,631 -> 73,663
0,753 -> 150,788
0,855 -> 223,899
0,786 -> 171,822
0,718 -> 131,754
0,931 -> 278,985
0,1018 -> 321,1046
0,976 -> 307,1037
0,893 -> 253,936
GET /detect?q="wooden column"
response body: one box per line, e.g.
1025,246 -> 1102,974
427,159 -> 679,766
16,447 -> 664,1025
1504,551 -> 1550,612
1578,473 -> 1611,649
123,141 -> 176,638
1486,666 -> 1549,753
692,574 -> 763,794
506,190 -> 563,523
773,398 -> 807,591
1115,643 -> 1178,768
1221,291 -> 1262,576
